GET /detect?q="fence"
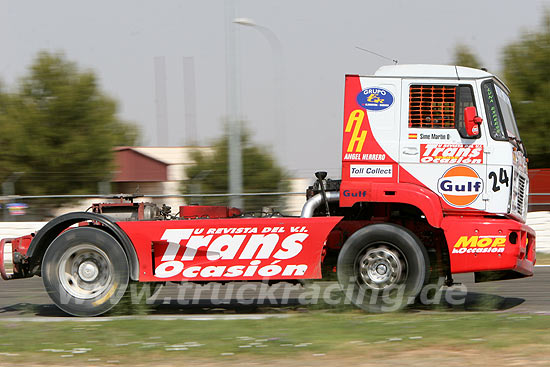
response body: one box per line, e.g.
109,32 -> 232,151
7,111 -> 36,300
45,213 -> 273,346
0,192 -> 307,221
0,192 -> 549,221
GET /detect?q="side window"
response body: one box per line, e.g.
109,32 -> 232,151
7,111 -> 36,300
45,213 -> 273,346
456,85 -> 476,138
409,85 -> 456,128
408,84 -> 478,138
481,81 -> 508,141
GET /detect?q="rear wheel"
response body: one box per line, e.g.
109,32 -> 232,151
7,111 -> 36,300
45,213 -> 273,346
337,223 -> 429,312
42,227 -> 129,316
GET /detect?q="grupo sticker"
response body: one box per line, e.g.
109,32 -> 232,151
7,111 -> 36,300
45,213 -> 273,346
356,87 -> 394,111
437,165 -> 483,207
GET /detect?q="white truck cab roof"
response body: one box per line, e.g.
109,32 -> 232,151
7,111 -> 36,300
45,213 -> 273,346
374,64 -> 493,80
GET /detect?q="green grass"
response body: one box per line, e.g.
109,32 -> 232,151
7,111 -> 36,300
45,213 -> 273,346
1,312 -> 550,365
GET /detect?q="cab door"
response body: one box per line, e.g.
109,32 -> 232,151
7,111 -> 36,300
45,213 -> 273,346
398,81 -> 488,212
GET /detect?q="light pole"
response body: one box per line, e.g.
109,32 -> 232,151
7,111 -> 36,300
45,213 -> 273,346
226,2 -> 243,209
233,18 -> 286,165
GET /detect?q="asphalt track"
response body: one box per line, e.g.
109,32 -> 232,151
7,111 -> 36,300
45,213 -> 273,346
1,266 -> 549,318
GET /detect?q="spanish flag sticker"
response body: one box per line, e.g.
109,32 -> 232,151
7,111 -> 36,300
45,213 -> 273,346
408,133 -> 417,139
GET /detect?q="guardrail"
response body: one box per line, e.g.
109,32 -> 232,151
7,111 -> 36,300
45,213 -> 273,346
1,191 -> 547,199
0,192 -> 304,200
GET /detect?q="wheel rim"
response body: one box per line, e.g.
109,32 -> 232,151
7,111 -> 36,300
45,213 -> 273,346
58,244 -> 114,300
356,244 -> 407,290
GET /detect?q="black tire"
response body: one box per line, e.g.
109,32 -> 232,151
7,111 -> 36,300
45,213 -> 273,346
41,227 -> 130,316
337,223 -> 429,312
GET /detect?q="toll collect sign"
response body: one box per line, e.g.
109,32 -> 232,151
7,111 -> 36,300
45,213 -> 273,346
420,144 -> 484,164
117,217 -> 342,282
350,164 -> 393,178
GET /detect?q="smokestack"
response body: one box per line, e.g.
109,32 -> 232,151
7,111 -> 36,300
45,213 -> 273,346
154,56 -> 169,146
183,56 -> 197,145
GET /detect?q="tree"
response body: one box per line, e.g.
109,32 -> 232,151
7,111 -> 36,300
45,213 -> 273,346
0,52 -> 139,197
182,127 -> 289,212
502,13 -> 550,168
452,44 -> 482,69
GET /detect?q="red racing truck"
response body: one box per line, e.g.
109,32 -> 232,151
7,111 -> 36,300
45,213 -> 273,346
0,64 -> 535,316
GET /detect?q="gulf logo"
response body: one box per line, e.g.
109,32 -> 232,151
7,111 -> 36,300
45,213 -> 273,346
437,165 -> 484,207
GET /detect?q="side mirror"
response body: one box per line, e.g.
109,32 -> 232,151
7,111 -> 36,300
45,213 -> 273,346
464,106 -> 482,137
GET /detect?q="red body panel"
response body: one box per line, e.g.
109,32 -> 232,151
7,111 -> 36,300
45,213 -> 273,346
117,217 -> 342,282
442,216 -> 535,275
12,235 -> 33,257
339,181 -> 444,228
341,75 -> 398,185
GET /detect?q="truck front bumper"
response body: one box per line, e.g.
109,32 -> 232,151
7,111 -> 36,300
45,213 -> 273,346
441,216 -> 535,277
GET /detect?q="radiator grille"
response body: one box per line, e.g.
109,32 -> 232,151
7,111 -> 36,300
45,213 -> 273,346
516,174 -> 527,216
409,85 -> 456,128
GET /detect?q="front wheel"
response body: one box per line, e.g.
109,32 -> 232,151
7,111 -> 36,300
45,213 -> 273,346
42,227 -> 130,316
337,223 -> 429,312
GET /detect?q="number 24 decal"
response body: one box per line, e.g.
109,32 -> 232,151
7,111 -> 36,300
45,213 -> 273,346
488,168 -> 509,192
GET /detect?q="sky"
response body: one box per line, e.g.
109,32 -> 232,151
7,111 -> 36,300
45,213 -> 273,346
1,0 -> 549,179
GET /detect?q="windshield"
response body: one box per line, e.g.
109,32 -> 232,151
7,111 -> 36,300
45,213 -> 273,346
481,80 -> 521,142
494,84 -> 521,139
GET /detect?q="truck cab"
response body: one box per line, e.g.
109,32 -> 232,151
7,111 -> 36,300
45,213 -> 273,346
336,64 -> 534,281
341,65 -> 528,218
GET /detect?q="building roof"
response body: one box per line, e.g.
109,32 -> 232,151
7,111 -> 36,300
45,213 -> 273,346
113,147 -> 168,182
112,146 -> 213,183
126,146 -> 212,165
